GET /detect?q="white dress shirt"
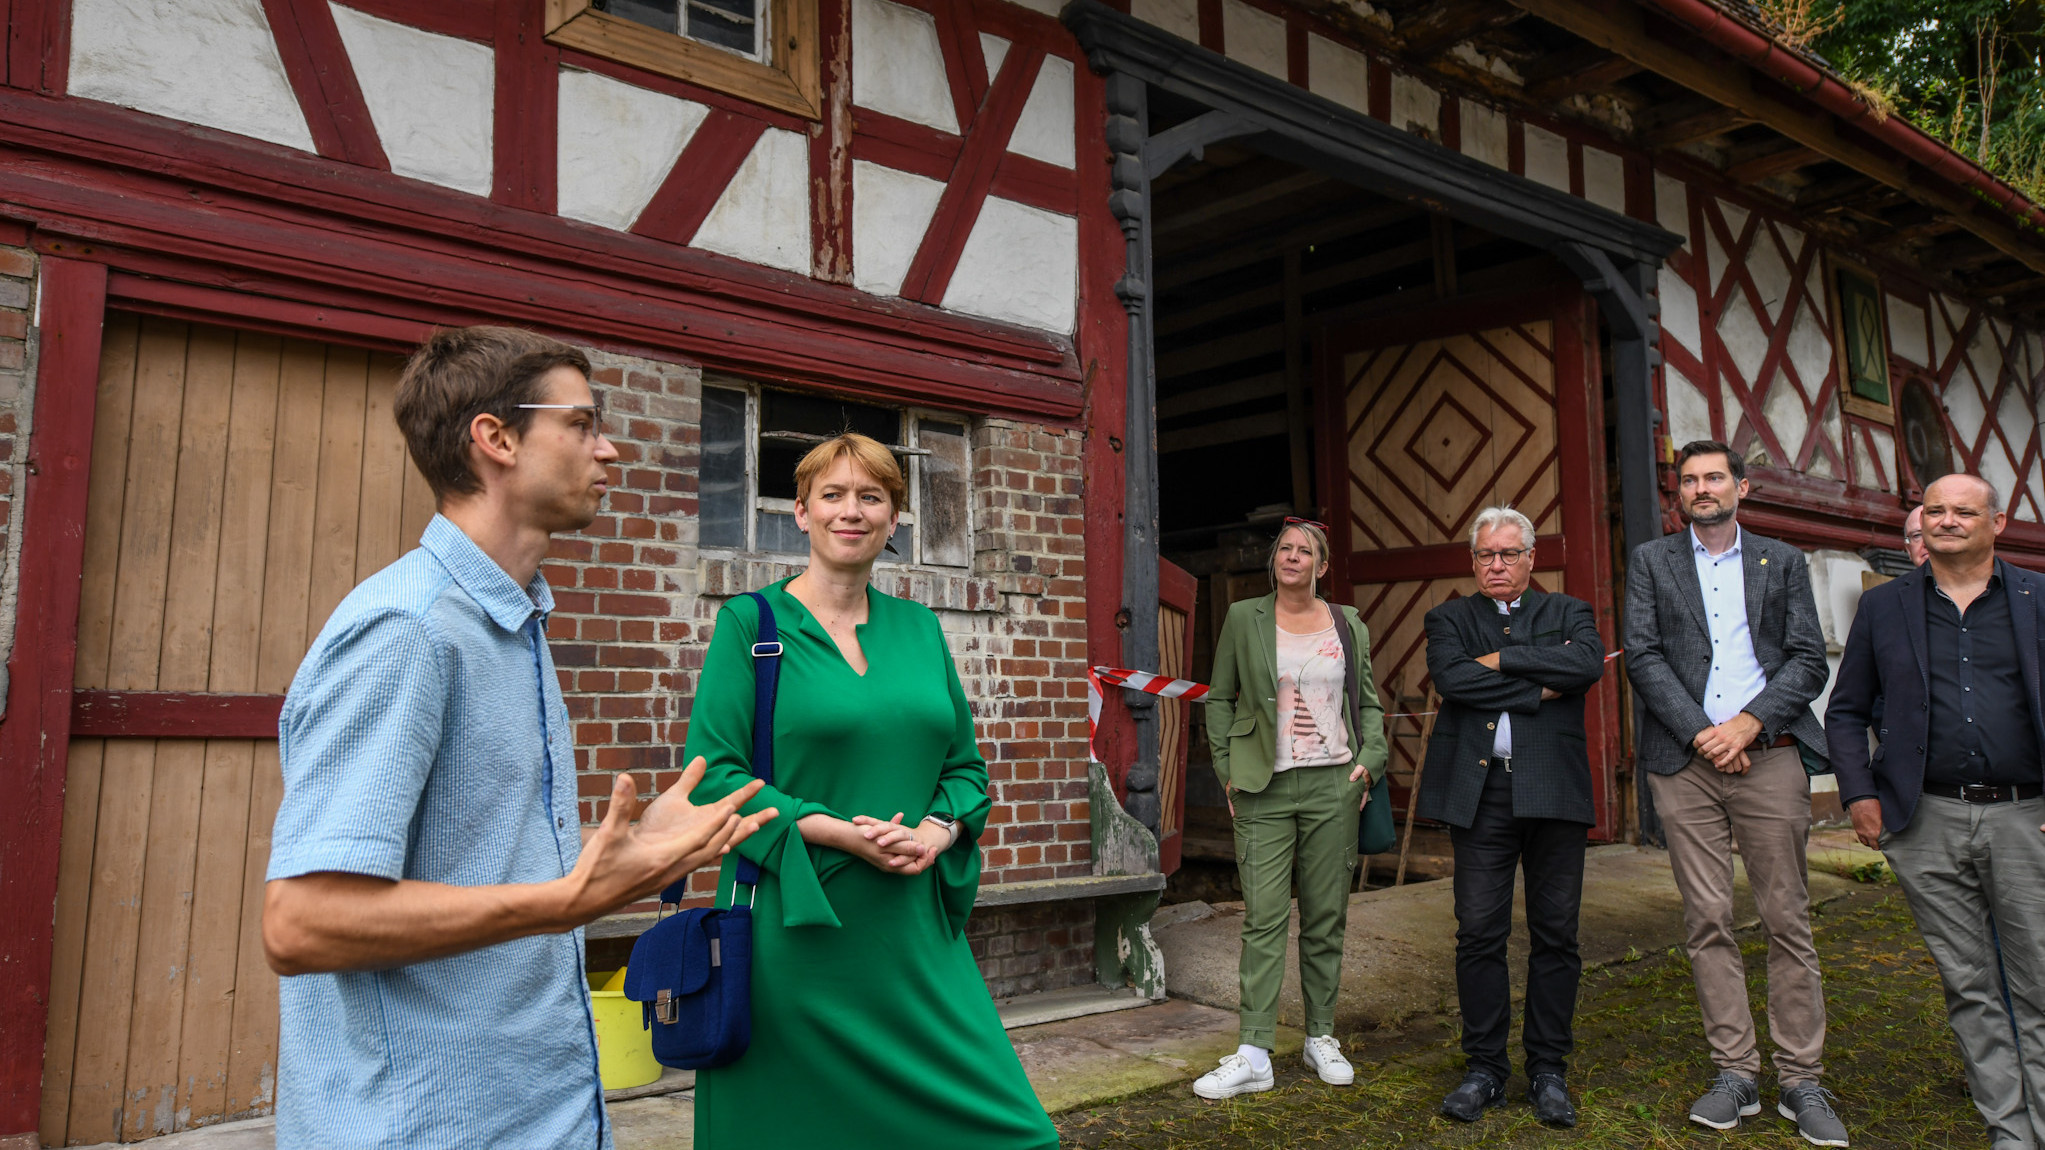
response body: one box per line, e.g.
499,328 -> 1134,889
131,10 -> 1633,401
1493,595 -> 1519,759
1692,526 -> 1769,725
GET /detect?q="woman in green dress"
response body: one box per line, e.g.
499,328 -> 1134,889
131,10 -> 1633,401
685,432 -> 1059,1150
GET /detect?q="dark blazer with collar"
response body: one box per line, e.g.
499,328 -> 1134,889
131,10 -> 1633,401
1825,559 -> 2045,832
1623,527 -> 1830,776
1416,588 -> 1606,829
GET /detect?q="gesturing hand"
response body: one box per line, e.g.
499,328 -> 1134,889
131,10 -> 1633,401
566,758 -> 775,920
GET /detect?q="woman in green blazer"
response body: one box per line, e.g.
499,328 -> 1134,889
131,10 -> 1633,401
1192,519 -> 1389,1100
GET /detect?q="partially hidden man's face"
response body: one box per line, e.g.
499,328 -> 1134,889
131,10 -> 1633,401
1903,506 -> 1927,566
1678,452 -> 1747,527
1471,523 -> 1534,603
1921,476 -> 2005,563
514,365 -> 619,534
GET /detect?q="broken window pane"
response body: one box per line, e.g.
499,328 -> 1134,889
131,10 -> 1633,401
757,390 -> 901,500
596,0 -> 679,34
687,0 -> 758,55
917,421 -> 970,567
756,509 -> 805,555
699,385 -> 747,548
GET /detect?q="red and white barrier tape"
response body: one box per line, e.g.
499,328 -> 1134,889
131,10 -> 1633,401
1087,650 -> 1624,761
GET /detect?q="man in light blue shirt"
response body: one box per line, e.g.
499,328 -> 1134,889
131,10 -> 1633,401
264,327 -> 774,1149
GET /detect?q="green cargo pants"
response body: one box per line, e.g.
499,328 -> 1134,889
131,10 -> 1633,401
1232,763 -> 1362,1048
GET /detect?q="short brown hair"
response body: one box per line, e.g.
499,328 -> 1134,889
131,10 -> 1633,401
394,326 -> 591,498
793,433 -> 907,512
1676,439 -> 1745,483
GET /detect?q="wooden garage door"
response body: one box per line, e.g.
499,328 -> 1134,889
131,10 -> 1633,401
1315,289 -> 1621,841
39,314 -> 432,1145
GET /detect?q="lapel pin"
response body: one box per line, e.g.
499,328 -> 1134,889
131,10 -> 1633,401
1759,558 -> 1768,565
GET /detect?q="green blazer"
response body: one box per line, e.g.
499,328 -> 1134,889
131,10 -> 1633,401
1206,593 -> 1389,795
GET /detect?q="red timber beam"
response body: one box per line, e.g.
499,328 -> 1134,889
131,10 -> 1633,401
0,257 -> 106,1142
0,91 -> 1085,420
260,0 -> 390,169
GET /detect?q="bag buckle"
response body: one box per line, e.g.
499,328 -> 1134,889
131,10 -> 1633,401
751,641 -> 783,658
654,989 -> 677,1025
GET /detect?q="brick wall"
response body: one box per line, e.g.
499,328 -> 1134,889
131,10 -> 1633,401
536,349 -> 1098,985
968,903 -> 1095,999
0,244 -> 36,705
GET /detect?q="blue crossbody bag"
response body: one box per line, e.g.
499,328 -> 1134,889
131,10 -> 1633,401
623,590 -> 782,1069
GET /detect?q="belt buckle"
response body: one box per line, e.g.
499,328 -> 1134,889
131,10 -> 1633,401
1961,784 -> 2001,803
1497,757 -> 1511,774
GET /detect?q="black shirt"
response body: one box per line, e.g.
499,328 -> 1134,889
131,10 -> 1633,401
1924,563 -> 2039,786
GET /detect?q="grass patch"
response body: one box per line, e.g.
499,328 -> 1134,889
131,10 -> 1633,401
1056,888 -> 1982,1149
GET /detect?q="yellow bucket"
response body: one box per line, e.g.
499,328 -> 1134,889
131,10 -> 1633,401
587,968 -> 662,1091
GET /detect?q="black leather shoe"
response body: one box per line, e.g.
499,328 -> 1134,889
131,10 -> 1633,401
1440,1070 -> 1507,1122
1529,1073 -> 1577,1128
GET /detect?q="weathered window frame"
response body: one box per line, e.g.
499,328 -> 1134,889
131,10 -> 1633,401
545,0 -> 822,120
1826,256 -> 1896,424
698,379 -> 974,568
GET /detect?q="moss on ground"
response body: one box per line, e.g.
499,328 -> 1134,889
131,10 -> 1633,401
1056,887 -> 1987,1149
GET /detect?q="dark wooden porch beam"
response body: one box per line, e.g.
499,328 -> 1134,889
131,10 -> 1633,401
1507,0 -> 2045,275
1525,47 -> 1645,101
1725,143 -> 1826,183
1398,0 -> 1527,59
1639,104 -> 1754,147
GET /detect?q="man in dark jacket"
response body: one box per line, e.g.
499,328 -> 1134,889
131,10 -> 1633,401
1624,440 -> 1844,1147
1420,505 -> 1605,1129
1827,473 -> 2045,1150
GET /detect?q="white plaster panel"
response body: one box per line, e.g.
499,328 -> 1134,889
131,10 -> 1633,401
1806,394 -> 1840,480
1997,384 -> 2031,459
1582,147 -> 1625,213
1665,365 -> 1712,447
853,0 -> 957,133
1307,34 -> 1369,115
557,69 -> 709,231
1983,441 -> 2020,515
1746,225 -> 1792,321
942,197 -> 1077,333
1131,0 -> 1201,42
1523,124 -> 1568,192
1762,368 -> 1810,462
70,0 -> 316,152
1009,55 -> 1075,169
1850,428 -> 1880,490
331,4 -> 493,195
1785,302 -> 1832,396
1885,295 -> 1928,366
1222,0 -> 1288,79
2027,333 -> 2043,382
692,128 -> 812,275
852,160 -> 946,297
1717,288 -> 1768,384
1945,369 -> 1986,447
1722,376 -> 1748,452
1804,256 -> 1825,322
1971,321 -> 2006,392
1717,197 -> 1750,237
1456,101 -> 1505,169
980,32 -> 1010,78
1657,266 -> 1700,359
1654,172 -> 1689,246
1865,425 -> 1896,491
1391,73 -> 1439,135
1934,294 -> 1962,368
2028,455 -> 2045,523
1816,552 -> 1873,655
1702,222 -> 1725,295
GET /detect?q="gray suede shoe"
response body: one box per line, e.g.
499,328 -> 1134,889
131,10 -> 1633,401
1779,1083 -> 1849,1147
1688,1072 -> 1760,1130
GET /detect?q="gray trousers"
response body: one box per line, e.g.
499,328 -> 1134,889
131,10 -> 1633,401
1885,794 -> 2045,1149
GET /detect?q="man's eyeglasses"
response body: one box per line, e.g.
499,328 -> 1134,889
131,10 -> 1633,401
1904,532 -> 1924,544
1472,548 -> 1529,566
516,401 -> 608,440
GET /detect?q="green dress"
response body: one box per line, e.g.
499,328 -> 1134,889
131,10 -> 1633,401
685,578 -> 1059,1150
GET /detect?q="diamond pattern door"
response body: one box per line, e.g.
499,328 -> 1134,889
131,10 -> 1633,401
1316,289 -> 1620,841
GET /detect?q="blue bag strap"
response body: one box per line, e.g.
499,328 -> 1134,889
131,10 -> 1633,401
662,590 -> 779,906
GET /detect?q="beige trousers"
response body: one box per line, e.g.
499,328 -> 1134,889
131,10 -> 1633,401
1647,745 -> 1825,1086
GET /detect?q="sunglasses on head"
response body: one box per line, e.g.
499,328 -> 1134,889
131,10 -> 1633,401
1282,516 -> 1327,531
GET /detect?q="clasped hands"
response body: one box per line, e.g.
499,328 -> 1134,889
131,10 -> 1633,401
1693,711 -> 1762,774
1472,649 -> 1563,701
850,813 -> 957,875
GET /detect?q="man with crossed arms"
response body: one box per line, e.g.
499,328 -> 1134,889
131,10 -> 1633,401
1624,439 -> 1846,1147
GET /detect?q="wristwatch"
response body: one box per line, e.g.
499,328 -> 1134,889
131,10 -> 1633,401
920,812 -> 960,847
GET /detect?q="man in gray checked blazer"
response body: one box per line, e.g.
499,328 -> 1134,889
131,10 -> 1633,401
1624,440 -> 1845,1147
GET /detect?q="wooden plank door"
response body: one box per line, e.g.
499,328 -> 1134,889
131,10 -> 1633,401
40,314 -> 434,1146
1315,288 -> 1621,841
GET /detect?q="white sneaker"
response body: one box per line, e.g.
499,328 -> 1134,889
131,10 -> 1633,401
1303,1035 -> 1355,1085
1193,1053 -> 1275,1099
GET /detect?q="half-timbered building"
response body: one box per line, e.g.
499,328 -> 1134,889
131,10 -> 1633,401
3,0 -> 2045,1142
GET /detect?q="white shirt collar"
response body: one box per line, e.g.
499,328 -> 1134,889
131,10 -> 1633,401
1690,525 -> 1742,559
1491,595 -> 1520,614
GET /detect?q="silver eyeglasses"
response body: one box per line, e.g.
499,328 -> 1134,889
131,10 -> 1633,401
516,401 -> 608,439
